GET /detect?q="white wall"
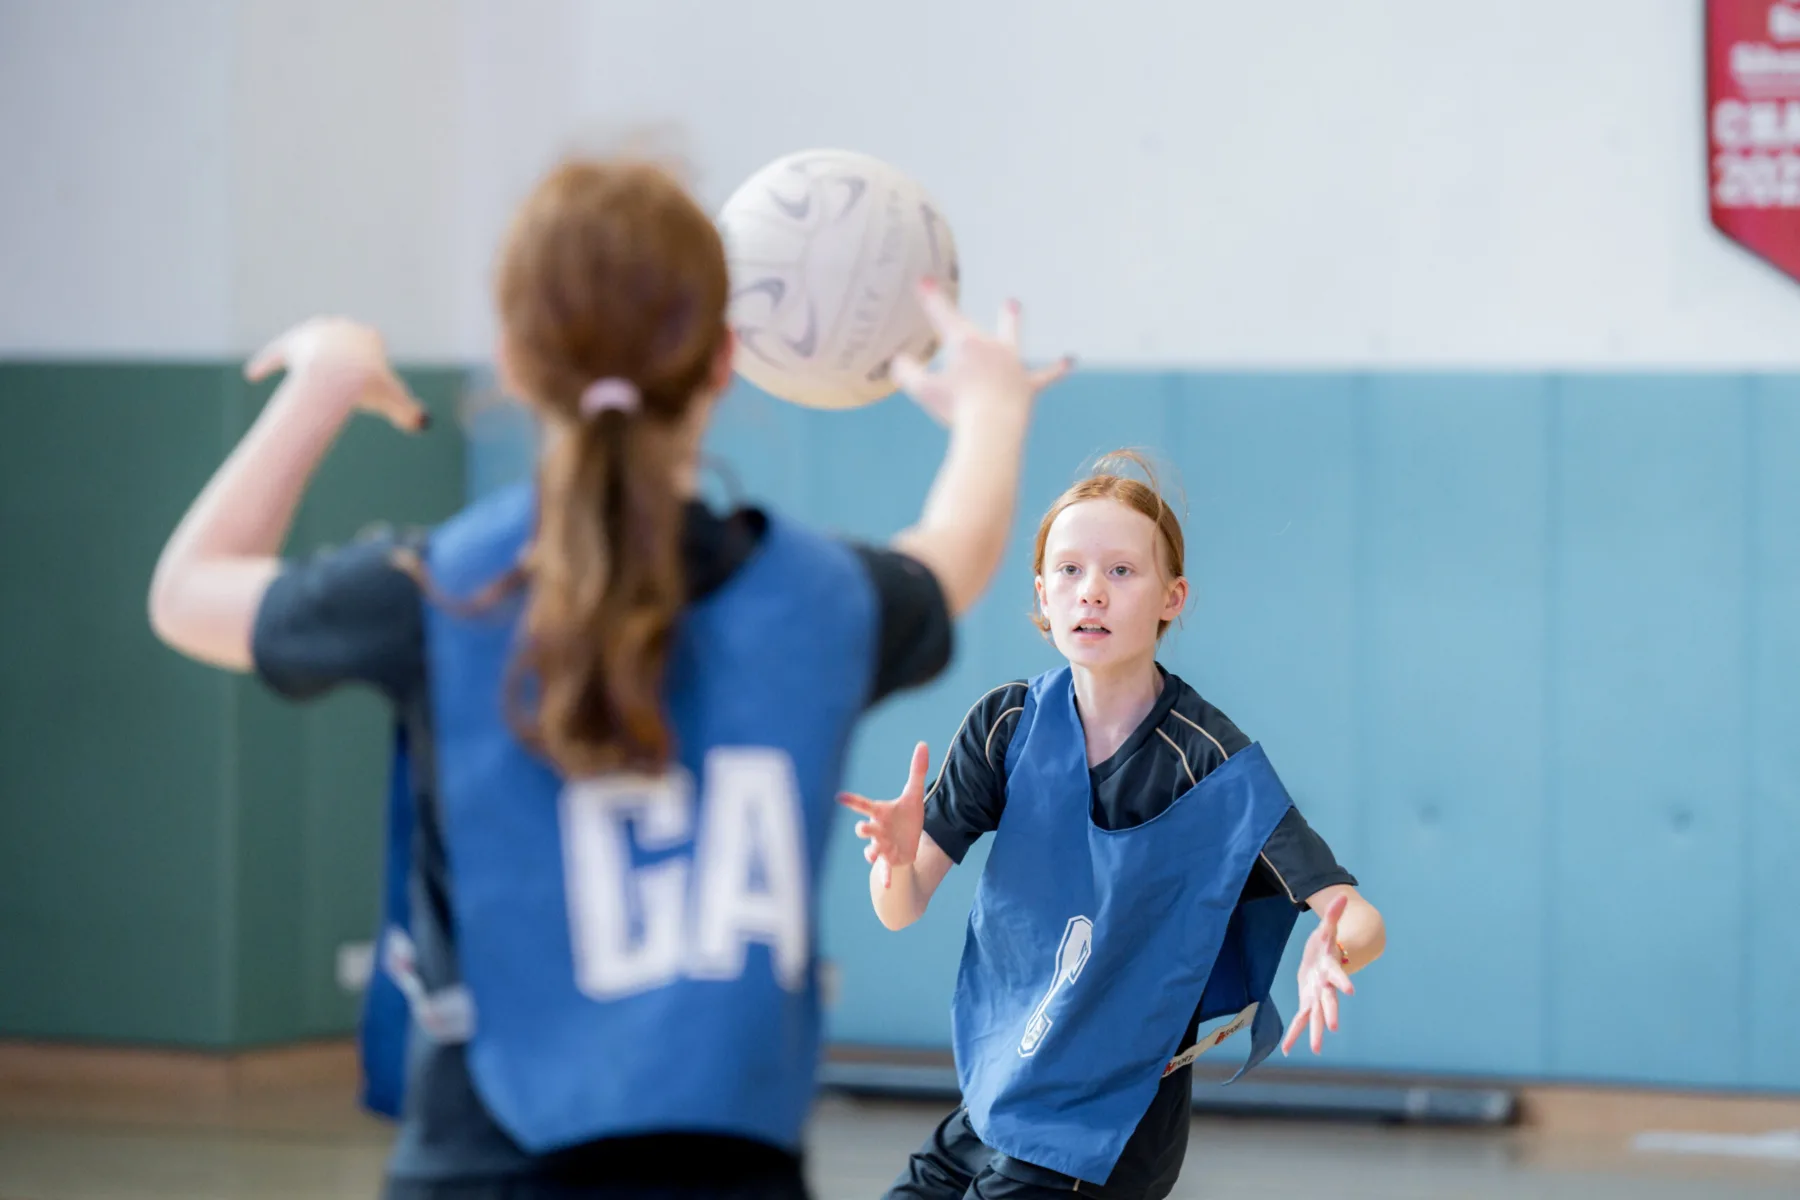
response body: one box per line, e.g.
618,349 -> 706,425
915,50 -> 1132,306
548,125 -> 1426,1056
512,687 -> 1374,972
0,0 -> 235,357
5,0 -> 1799,366
0,0 -> 461,360
228,0 -> 462,358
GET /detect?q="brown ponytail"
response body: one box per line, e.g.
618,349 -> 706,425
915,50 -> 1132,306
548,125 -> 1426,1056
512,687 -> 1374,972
493,158 -> 730,777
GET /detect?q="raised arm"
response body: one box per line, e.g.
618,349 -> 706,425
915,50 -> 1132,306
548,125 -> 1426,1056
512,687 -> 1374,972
839,685 -> 1018,930
147,318 -> 425,670
838,742 -> 958,930
888,283 -> 1070,617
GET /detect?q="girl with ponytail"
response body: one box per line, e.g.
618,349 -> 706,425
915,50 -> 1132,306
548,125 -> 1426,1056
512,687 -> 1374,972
149,155 -> 1068,1199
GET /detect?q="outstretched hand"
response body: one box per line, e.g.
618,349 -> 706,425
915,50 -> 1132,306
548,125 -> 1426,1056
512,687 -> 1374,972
1282,892 -> 1356,1056
890,280 -> 1073,427
837,741 -> 931,890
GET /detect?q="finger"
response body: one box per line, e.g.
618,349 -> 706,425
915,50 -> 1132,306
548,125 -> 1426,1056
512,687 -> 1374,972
915,277 -> 970,343
1326,963 -> 1355,996
864,842 -> 878,864
904,742 -> 931,800
1321,982 -> 1340,1033
892,347 -> 951,425
876,855 -> 892,890
370,379 -> 430,433
854,820 -> 876,840
244,335 -> 288,382
995,298 -> 1021,347
837,792 -> 878,818
1281,1005 -> 1310,1056
1310,1000 -> 1325,1055
1027,356 -> 1076,393
889,351 -> 933,395
1317,900 -> 1346,944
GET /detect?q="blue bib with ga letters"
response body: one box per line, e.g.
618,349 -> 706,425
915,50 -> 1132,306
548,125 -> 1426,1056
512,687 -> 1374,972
368,483 -> 875,1154
952,667 -> 1300,1185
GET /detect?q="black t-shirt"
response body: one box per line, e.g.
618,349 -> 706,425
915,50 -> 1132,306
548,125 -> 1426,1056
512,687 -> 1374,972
251,501 -> 954,1185
922,666 -> 1356,1195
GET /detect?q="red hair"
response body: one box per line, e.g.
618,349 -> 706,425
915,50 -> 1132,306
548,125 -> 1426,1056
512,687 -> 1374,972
1030,449 -> 1186,639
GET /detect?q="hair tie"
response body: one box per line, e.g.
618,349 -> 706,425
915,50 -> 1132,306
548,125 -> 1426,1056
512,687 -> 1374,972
578,378 -> 640,419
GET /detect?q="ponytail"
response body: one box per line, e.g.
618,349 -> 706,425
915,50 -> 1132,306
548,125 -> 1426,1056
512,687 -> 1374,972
511,405 -> 687,775
489,156 -> 730,778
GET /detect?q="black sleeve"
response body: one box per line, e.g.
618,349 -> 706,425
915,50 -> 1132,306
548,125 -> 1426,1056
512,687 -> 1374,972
849,546 -> 954,707
251,529 -> 427,703
920,683 -> 1025,864
1245,807 -> 1358,909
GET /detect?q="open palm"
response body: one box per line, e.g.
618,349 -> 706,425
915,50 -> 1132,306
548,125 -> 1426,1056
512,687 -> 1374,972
837,742 -> 931,889
1282,892 -> 1356,1056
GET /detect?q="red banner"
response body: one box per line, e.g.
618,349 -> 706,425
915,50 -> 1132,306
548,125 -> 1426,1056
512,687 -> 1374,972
1708,1 -> 1800,281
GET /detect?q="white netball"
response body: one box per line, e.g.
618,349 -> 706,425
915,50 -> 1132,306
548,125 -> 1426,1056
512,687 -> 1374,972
717,149 -> 959,410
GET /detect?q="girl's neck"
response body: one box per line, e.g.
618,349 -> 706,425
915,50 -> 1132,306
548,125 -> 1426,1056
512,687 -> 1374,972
1071,658 -> 1163,767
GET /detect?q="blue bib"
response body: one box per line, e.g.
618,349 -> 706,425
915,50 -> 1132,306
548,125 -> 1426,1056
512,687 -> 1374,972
366,484 -> 875,1155
357,721 -> 416,1120
952,667 -> 1300,1185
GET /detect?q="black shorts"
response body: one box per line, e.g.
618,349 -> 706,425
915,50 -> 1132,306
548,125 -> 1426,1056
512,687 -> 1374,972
881,1106 -> 1182,1200
381,1136 -> 810,1200
382,1175 -> 809,1200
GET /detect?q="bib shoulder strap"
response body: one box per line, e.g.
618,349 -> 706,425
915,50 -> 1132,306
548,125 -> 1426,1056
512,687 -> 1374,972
1001,667 -> 1067,779
1001,691 -> 1033,779
426,483 -> 535,596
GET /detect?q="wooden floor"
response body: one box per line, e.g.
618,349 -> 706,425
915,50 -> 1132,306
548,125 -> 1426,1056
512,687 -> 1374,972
0,1047 -> 1797,1198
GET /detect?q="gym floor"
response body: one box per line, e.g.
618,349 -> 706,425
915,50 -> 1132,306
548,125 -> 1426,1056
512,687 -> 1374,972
1,1068 -> 1796,1200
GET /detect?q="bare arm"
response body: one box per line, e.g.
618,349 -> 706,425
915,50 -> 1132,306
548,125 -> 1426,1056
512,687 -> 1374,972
839,741 -> 964,930
844,687 -> 1015,929
1304,883 -> 1385,973
891,403 -> 1035,617
147,318 -> 424,670
887,285 -> 1070,617
1282,886 -> 1387,1056
868,832 -> 957,931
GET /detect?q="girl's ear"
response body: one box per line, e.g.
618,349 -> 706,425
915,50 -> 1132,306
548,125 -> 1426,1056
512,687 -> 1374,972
1163,576 -> 1189,622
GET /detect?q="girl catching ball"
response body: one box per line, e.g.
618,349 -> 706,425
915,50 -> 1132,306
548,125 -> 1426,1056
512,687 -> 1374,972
842,452 -> 1386,1200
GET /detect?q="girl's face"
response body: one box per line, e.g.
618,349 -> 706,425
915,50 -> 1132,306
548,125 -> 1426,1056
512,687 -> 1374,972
1035,498 -> 1187,671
